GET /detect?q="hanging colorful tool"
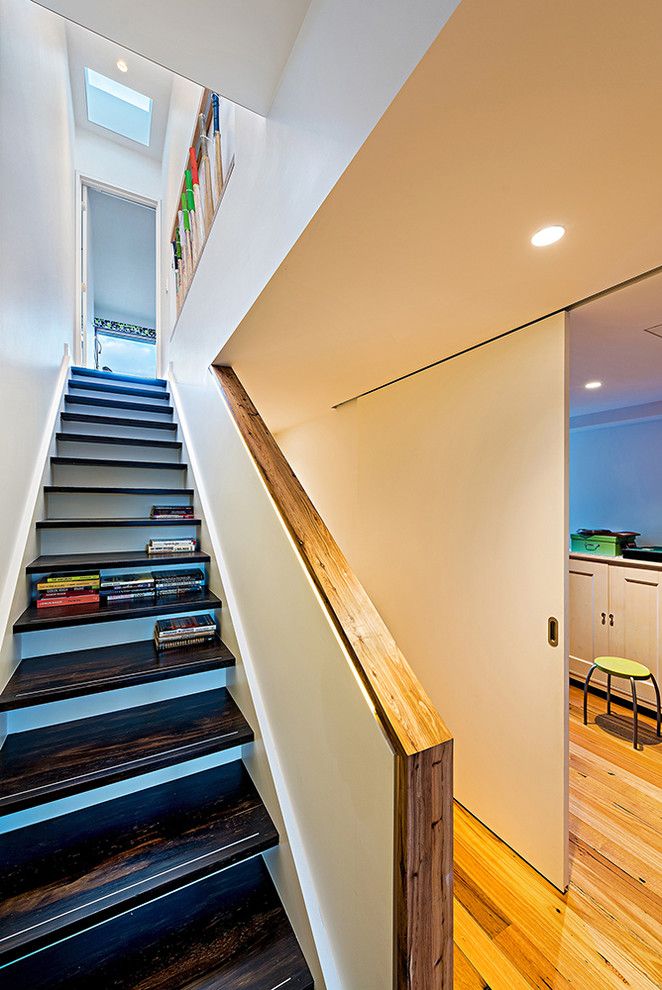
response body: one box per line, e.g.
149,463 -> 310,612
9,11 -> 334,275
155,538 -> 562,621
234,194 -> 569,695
171,91 -> 224,312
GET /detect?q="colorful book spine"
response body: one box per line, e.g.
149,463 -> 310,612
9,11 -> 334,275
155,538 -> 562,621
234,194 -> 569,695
37,594 -> 99,608
155,634 -> 216,651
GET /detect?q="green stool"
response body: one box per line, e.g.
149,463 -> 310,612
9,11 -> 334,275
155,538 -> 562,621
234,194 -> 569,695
584,656 -> 661,750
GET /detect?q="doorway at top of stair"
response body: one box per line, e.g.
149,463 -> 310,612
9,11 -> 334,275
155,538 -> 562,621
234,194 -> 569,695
79,179 -> 159,380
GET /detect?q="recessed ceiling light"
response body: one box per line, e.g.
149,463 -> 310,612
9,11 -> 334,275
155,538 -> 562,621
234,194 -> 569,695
584,381 -> 602,390
116,59 -> 128,73
531,225 -> 566,247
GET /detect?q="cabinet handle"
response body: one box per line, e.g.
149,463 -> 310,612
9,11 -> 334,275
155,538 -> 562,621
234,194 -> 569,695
609,613 -> 614,626
601,611 -> 607,625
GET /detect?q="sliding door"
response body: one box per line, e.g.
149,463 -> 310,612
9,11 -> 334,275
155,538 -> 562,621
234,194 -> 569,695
354,312 -> 568,888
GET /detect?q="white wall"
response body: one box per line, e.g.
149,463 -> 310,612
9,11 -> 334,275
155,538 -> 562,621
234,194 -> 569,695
172,371 -> 396,989
75,129 -> 162,201
278,314 -> 569,889
168,0 -> 460,382
0,0 -> 76,699
571,416 -> 662,544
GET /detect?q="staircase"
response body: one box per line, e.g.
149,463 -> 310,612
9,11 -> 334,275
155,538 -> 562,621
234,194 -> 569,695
0,366 -> 313,988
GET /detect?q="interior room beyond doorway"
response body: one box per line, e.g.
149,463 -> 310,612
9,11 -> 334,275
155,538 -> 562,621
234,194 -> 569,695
84,186 -> 157,378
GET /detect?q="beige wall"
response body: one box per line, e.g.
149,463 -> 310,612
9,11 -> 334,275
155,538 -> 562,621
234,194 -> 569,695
278,313 -> 569,888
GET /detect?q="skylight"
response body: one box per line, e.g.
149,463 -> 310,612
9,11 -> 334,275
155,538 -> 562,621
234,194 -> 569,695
84,68 -> 153,146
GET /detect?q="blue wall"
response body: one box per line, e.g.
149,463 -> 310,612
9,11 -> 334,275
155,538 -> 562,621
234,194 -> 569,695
570,417 -> 662,545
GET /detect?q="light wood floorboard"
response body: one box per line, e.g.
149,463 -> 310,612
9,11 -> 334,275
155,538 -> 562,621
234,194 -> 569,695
455,684 -> 661,989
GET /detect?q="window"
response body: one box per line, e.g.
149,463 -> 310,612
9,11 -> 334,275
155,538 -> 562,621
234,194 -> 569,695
84,68 -> 153,146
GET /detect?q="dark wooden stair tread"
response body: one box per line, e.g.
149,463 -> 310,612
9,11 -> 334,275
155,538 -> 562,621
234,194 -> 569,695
0,637 -> 234,711
0,689 -> 252,813
36,517 -> 201,529
64,395 -> 174,414
61,412 -> 177,431
0,857 -> 313,990
0,762 -> 277,963
43,486 -> 194,496
71,367 -> 167,388
57,432 -> 182,449
52,456 -> 186,470
69,380 -> 171,401
13,589 -> 221,632
26,548 -> 207,573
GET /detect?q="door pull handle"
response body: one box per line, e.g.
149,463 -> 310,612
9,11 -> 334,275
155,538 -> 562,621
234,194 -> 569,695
601,612 -> 607,625
548,616 -> 559,647
609,613 -> 614,626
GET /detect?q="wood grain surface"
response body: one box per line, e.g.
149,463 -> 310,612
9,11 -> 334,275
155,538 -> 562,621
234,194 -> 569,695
455,683 -> 662,989
0,857 -> 313,990
0,688 -> 252,813
0,636 -> 234,710
0,762 -> 277,962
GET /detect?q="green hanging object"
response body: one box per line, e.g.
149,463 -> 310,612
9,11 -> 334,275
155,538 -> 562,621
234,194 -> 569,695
181,192 -> 190,231
175,227 -> 182,258
184,169 -> 193,192
186,188 -> 195,213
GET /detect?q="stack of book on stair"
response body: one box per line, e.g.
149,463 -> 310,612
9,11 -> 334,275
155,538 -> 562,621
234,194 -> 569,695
150,504 -> 195,520
100,572 -> 156,603
153,568 -> 205,597
154,613 -> 218,651
147,537 -> 198,555
35,573 -> 100,608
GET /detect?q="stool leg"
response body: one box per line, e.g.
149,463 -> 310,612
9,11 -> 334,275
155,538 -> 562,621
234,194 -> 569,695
607,673 -> 612,715
630,677 -> 639,750
650,674 -> 661,738
584,664 -> 597,725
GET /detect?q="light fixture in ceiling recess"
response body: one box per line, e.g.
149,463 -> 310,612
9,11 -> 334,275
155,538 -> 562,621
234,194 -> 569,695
116,59 -> 128,72
584,381 -> 602,390
531,225 -> 566,247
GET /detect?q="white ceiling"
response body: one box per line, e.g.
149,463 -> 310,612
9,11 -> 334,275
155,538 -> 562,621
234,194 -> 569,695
89,188 -> 156,327
35,0 -> 312,116
66,21 -> 173,160
569,271 -> 662,418
219,0 -> 662,434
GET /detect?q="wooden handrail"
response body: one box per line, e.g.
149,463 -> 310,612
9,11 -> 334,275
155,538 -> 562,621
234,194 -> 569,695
212,365 -> 453,989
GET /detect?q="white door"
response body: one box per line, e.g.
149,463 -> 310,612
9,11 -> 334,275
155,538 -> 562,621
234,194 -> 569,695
355,311 -> 569,889
608,564 -> 662,708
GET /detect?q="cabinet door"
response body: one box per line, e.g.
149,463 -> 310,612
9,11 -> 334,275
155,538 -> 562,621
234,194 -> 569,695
608,565 -> 662,708
568,558 -> 609,680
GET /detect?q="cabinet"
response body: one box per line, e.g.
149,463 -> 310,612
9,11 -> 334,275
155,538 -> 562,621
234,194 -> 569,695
569,555 -> 661,708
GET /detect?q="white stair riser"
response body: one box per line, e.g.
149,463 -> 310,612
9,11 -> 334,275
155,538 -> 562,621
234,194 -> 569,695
0,746 -> 244,835
71,377 -> 167,395
19,608 -> 221,657
7,668 -> 227,732
65,401 -> 173,423
69,386 -> 170,407
39,524 -> 199,555
52,464 -> 187,486
56,440 -> 180,463
46,493 -> 193,519
60,421 -> 177,441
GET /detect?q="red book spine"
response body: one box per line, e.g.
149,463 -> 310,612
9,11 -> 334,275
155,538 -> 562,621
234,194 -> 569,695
37,594 -> 99,608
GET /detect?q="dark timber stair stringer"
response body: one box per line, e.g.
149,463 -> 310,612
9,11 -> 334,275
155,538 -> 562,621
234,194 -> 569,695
0,366 -> 314,988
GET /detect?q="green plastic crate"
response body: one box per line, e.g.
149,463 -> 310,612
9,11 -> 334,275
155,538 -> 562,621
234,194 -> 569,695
570,533 -> 624,556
